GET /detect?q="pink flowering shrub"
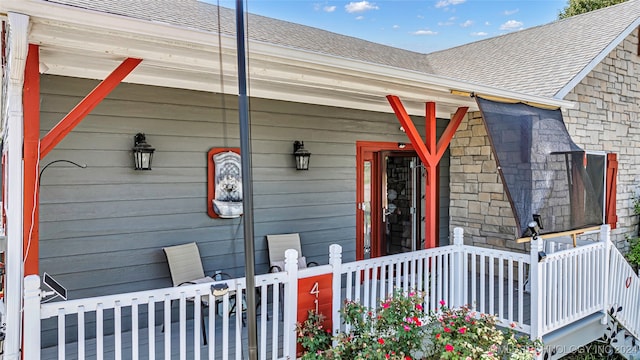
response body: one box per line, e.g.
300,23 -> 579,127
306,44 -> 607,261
427,301 -> 542,360
297,290 -> 427,359
297,295 -> 542,360
334,290 -> 427,359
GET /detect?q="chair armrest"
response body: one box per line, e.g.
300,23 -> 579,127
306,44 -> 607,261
307,261 -> 318,267
269,265 -> 283,273
208,271 -> 233,280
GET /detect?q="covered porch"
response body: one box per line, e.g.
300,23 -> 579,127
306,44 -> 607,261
1,2 -> 577,360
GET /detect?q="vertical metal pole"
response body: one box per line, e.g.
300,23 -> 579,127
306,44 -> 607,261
235,1 -> 258,359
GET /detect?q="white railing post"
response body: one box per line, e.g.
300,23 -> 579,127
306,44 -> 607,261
282,249 -> 299,359
529,235 -> 544,342
329,244 -> 343,338
452,227 -> 465,308
23,275 -> 41,360
600,224 -> 611,324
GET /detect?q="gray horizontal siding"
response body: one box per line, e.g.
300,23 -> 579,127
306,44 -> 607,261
38,75 -> 403,297
38,74 -> 448,298
38,74 -> 454,347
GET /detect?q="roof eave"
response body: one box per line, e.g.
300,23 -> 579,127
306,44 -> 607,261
2,0 -> 575,114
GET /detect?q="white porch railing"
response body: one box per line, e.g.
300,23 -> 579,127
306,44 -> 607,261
25,266 -> 297,360
24,225 -> 636,359
333,228 -> 531,334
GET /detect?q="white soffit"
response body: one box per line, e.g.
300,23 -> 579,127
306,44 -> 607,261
5,0 -> 574,117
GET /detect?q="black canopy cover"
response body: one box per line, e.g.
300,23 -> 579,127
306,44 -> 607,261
476,97 -> 603,238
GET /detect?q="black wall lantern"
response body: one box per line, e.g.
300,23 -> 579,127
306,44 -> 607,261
293,141 -> 311,170
132,133 -> 155,170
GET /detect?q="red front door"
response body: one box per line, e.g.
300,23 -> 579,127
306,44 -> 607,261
356,141 -> 423,260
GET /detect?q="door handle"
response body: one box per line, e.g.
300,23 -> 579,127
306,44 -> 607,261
383,208 -> 393,222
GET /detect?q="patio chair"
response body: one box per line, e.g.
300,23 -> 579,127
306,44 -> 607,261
266,233 -> 317,317
266,233 -> 318,273
162,242 -> 238,344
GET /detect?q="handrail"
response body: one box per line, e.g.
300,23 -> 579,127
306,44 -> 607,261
608,245 -> 640,340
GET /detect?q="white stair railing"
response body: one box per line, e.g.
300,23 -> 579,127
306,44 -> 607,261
607,243 -> 640,340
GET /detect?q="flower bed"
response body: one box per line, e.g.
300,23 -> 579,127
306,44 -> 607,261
296,292 -> 542,360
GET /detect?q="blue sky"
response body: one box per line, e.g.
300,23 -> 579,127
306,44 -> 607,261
207,0 -> 568,53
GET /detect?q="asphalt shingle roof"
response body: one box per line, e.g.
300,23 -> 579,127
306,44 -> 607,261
45,0 -> 434,73
45,0 -> 640,98
424,0 -> 640,97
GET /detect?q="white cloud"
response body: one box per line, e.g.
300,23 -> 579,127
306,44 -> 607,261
484,21 -> 491,26
435,0 -> 465,8
412,29 -> 438,35
471,31 -> 488,36
438,17 -> 456,26
324,5 -> 336,12
417,14 -> 425,19
392,24 -> 400,29
504,9 -> 519,15
460,20 -> 473,27
500,19 -> 523,31
355,15 -> 365,20
345,1 -> 379,13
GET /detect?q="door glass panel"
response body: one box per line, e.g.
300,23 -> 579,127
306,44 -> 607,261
384,155 -> 416,255
363,161 -> 372,259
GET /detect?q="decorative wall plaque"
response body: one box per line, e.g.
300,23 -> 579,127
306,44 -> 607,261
207,148 -> 242,218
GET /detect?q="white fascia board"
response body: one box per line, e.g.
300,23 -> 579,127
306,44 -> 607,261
0,0 -> 233,50
249,41 -> 576,109
3,0 -> 575,110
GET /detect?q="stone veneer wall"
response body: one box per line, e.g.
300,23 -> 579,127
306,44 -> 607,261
449,111 -> 524,251
449,30 -> 640,251
562,30 -> 640,248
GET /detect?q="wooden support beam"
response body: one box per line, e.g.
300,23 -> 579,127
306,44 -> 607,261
425,102 -> 436,156
387,95 -> 468,249
386,95 -> 433,167
40,57 -> 142,159
23,44 -> 40,276
516,226 -> 601,243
